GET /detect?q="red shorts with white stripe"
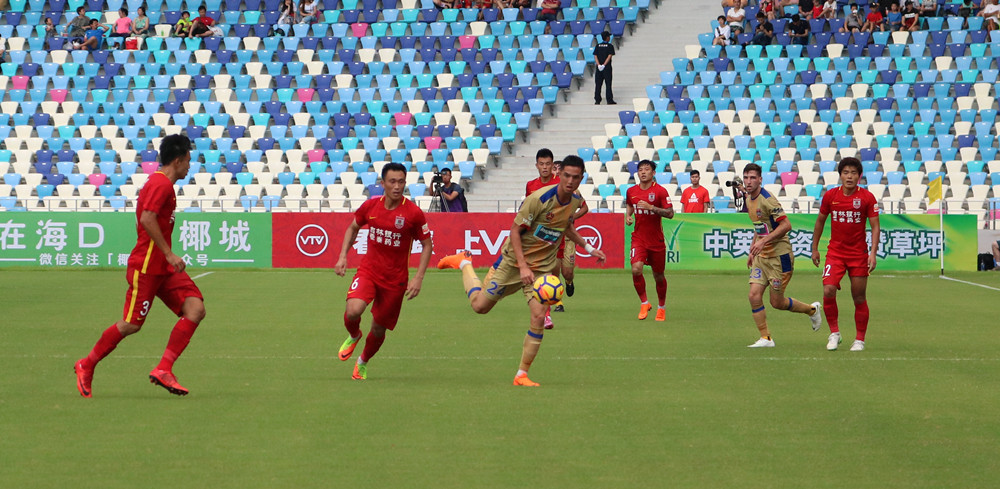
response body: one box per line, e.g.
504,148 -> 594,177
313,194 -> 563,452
822,255 -> 870,289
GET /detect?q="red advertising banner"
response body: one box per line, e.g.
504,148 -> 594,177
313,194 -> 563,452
271,212 -> 624,269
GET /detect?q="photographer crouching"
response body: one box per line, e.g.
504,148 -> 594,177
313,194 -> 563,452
432,168 -> 467,212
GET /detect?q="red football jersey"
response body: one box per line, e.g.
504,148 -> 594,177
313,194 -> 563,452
354,196 -> 431,287
820,186 -> 879,260
128,171 -> 176,275
681,185 -> 710,213
626,183 -> 672,251
526,176 -> 560,197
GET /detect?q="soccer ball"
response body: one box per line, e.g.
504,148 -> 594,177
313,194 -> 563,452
532,274 -> 564,306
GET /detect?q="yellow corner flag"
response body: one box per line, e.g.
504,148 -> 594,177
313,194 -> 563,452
928,175 -> 943,205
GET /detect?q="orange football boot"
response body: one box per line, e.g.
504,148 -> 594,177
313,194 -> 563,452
637,303 -> 653,320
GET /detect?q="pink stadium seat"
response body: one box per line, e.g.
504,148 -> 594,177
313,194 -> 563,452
88,173 -> 107,186
350,23 -> 369,37
50,89 -> 68,103
307,149 -> 325,162
423,137 -> 442,151
296,88 -> 315,102
11,76 -> 29,90
142,161 -> 160,174
458,35 -> 476,49
393,112 -> 412,125
780,171 -> 798,187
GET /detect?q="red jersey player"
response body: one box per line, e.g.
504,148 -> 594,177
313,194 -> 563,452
811,157 -> 880,352
335,162 -> 433,380
74,134 -> 205,398
524,148 -> 588,325
625,159 -> 675,321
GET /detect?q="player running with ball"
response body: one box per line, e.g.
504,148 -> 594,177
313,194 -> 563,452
625,159 -> 674,321
334,162 -> 433,380
810,157 -> 880,351
438,156 -> 606,386
740,163 -> 823,348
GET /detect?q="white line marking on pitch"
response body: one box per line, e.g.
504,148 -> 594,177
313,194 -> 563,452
14,354 -> 998,362
940,275 -> 1000,291
191,272 -> 214,280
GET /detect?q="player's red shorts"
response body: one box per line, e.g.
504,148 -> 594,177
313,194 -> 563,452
822,254 -> 870,288
630,245 -> 666,273
346,273 -> 406,330
122,268 -> 203,326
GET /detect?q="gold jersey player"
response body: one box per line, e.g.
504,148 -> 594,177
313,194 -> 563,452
438,156 -> 606,386
741,163 -> 822,347
74,135 -> 206,397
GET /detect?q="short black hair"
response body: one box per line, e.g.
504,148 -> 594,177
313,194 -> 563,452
637,159 -> 655,172
743,163 -> 763,177
837,157 -> 863,174
198,5 -> 206,10
601,31 -> 611,41
159,134 -> 191,167
536,148 -> 554,161
717,15 -> 726,21
561,155 -> 585,172
690,169 -> 700,177
440,167 -> 452,174
77,6 -> 85,13
89,18 -> 98,24
792,13 -> 800,21
381,162 -> 407,180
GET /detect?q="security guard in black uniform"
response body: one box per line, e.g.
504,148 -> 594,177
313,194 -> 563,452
593,31 -> 616,105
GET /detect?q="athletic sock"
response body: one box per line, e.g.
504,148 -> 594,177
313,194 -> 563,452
823,296 -> 840,333
632,273 -> 647,303
752,305 -> 770,338
461,264 -> 483,302
855,301 -> 869,341
359,330 -> 386,363
344,311 -> 362,339
654,276 -> 667,307
518,328 -> 543,372
787,298 -> 815,314
156,317 -> 199,371
83,324 -> 125,369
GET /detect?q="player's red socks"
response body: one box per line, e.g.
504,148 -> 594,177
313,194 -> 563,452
854,301 -> 869,341
654,276 -> 667,307
344,312 -> 362,339
156,317 -> 199,371
83,324 -> 125,369
632,273 -> 647,303
360,330 -> 385,363
823,296 -> 839,333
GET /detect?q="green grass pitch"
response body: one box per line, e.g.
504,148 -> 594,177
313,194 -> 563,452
2,268 -> 998,488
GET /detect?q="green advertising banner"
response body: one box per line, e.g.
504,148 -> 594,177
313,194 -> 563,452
0,213 -> 272,269
626,214 -> 978,272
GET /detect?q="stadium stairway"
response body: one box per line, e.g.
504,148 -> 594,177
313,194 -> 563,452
470,0 -> 714,211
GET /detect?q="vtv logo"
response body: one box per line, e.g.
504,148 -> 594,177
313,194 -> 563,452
296,224 -> 329,257
463,229 -> 510,255
575,225 -> 602,257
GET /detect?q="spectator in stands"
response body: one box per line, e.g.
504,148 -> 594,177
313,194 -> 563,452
43,17 -> 59,44
886,2 -> 903,29
982,0 -> 1000,31
435,169 -> 466,212
959,0 -> 976,17
64,6 -> 91,39
713,15 -> 732,46
188,6 -> 216,38
818,0 -> 838,19
538,0 -> 561,22
299,0 -> 322,24
0,38 -> 5,62
75,18 -> 110,50
174,11 -> 193,37
681,170 -> 711,213
726,0 -> 746,37
862,3 -> 886,31
722,0 -> 741,7
901,1 -> 920,31
109,8 -> 133,47
433,0 -> 454,7
918,0 -> 938,17
788,13 -> 810,44
750,14 -> 774,45
798,0 -> 816,20
759,0 -> 777,19
841,3 -> 864,31
133,7 -> 149,37
277,0 -> 297,25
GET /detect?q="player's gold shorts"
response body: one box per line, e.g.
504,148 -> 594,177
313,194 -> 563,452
749,253 -> 794,294
482,255 -> 559,303
561,241 -> 576,271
